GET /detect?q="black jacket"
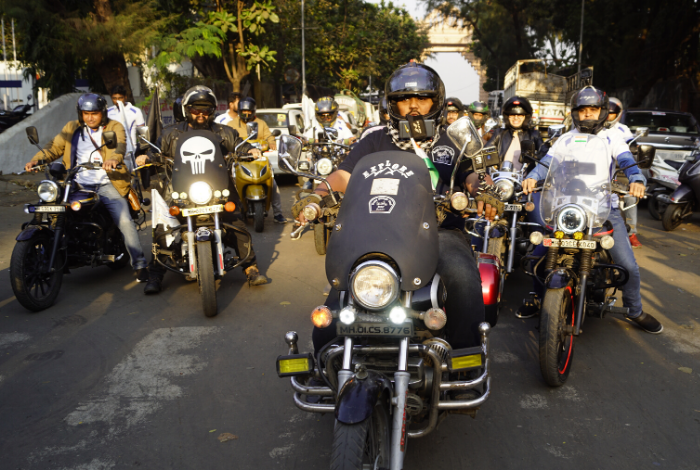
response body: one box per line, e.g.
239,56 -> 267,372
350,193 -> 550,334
155,121 -> 252,159
486,127 -> 545,161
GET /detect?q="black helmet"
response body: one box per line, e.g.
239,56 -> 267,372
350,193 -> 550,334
315,96 -> 339,126
385,61 -> 445,127
173,97 -> 185,123
238,97 -> 257,123
467,100 -> 490,128
571,86 -> 609,134
378,96 -> 389,125
606,97 -> 623,127
502,96 -> 533,130
77,93 -> 108,127
182,85 -> 217,129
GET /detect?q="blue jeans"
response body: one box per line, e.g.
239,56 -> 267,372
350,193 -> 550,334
622,196 -> 638,235
84,183 -> 148,270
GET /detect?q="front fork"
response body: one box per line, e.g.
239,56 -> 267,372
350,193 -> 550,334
47,181 -> 74,272
506,211 -> 518,274
185,212 -> 226,280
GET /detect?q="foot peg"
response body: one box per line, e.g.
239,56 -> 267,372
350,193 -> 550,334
607,306 -> 630,315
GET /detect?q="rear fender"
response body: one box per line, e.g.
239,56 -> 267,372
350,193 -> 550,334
669,185 -> 694,204
335,371 -> 392,424
16,226 -> 50,242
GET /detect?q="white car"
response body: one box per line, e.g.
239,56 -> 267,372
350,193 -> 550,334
256,107 -> 306,174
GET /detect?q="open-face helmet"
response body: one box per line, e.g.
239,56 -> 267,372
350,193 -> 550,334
467,100 -> 490,128
571,86 -> 609,134
182,85 -> 217,129
385,61 -> 445,129
77,93 -> 109,127
502,96 -> 533,130
238,97 -> 257,123
607,97 -> 623,127
315,96 -> 339,127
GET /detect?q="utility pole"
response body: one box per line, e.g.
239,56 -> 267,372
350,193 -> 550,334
301,0 -> 306,96
578,0 -> 584,75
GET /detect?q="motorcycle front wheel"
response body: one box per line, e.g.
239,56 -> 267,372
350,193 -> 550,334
539,287 -> 575,387
661,204 -> 684,231
330,400 -> 391,470
252,200 -> 265,233
10,236 -> 64,312
196,242 -> 218,317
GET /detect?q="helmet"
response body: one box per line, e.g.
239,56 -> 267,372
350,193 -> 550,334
315,96 -> 339,126
502,96 -> 533,130
378,96 -> 389,125
238,97 -> 257,123
181,85 -> 217,129
77,93 -> 108,127
571,86 -> 609,134
173,97 -> 185,123
607,97 -> 623,127
385,61 -> 445,128
467,100 -> 490,128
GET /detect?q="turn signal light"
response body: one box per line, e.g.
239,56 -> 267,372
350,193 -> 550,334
169,206 -> 181,216
600,235 -> 615,250
573,231 -> 584,240
554,231 -> 565,239
70,201 -> 82,211
525,201 -> 535,212
310,306 -> 333,329
224,202 -> 236,212
424,307 -> 447,330
529,231 -> 544,245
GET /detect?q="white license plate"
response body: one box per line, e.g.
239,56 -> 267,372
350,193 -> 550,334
657,150 -> 690,160
579,240 -> 596,249
182,205 -> 223,217
504,204 -> 522,211
337,322 -> 414,337
34,206 -> 66,213
543,238 -> 596,249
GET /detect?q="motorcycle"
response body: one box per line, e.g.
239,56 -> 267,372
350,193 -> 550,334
142,130 -> 252,317
658,149 -> 700,231
526,130 -> 654,386
645,156 -> 681,220
10,126 -> 134,311
275,117 -> 493,470
232,121 -> 281,232
0,95 -> 33,133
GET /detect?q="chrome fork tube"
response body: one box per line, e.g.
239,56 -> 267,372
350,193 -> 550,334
483,219 -> 491,252
507,212 -> 518,273
186,216 -> 196,280
337,337 -> 354,392
213,212 -> 224,275
391,336 -> 410,470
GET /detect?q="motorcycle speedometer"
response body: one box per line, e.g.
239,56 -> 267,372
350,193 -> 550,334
317,158 -> 333,176
556,204 -> 587,234
37,180 -> 59,202
349,260 -> 400,311
189,181 -> 213,205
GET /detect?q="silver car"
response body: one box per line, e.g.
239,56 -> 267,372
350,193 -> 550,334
621,109 -> 700,163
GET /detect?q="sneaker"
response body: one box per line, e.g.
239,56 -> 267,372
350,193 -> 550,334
245,266 -> 269,286
274,214 -> 288,224
628,312 -> 663,334
136,268 -> 149,283
629,234 -> 642,248
144,275 -> 162,294
515,296 -> 540,319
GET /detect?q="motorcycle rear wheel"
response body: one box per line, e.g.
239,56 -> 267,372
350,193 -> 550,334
10,236 -> 64,312
253,200 -> 265,233
661,204 -> 684,231
647,193 -> 663,220
196,242 -> 218,317
539,287 -> 575,387
330,401 -> 391,470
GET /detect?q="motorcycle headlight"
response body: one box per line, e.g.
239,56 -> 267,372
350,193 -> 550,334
494,179 -> 514,201
350,260 -> 400,311
37,181 -> 59,202
317,158 -> 333,176
260,165 -> 268,177
298,161 -> 310,171
556,204 -> 587,234
189,182 -> 213,205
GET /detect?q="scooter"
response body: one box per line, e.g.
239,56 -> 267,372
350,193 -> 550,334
645,156 -> 681,220
658,150 -> 700,231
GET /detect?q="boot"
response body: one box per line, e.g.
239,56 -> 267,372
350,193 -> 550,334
245,265 -> 268,286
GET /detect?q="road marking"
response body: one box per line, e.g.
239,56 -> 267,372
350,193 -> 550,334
57,458 -> 115,470
270,445 -> 294,458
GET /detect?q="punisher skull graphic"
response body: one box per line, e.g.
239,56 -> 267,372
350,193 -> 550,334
180,136 -> 216,174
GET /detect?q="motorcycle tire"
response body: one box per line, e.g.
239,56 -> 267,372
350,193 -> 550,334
10,236 -> 64,312
647,194 -> 663,220
539,286 -> 575,387
196,242 -> 218,317
330,400 -> 391,470
314,223 -> 329,256
253,200 -> 265,233
661,204 -> 684,231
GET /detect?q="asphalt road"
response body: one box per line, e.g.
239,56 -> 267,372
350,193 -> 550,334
0,176 -> 699,470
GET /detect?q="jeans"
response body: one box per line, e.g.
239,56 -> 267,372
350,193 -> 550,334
271,179 -> 283,217
622,195 -> 638,235
84,183 -> 147,270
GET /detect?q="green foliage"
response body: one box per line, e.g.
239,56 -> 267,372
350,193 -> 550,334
154,22 -> 226,69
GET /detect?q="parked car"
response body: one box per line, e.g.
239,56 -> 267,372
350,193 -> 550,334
621,109 -> 700,165
256,107 -> 306,174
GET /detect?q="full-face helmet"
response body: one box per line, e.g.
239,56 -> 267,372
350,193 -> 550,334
571,86 -> 609,134
238,97 -> 257,123
77,93 -> 109,127
385,61 -> 445,130
315,96 -> 339,126
606,97 -> 623,127
467,100 -> 490,128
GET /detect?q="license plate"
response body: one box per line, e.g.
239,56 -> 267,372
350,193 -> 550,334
504,204 -> 522,211
182,205 -> 223,217
337,322 -> 414,337
579,240 -> 596,249
543,238 -> 596,249
34,206 -> 66,213
657,150 -> 690,160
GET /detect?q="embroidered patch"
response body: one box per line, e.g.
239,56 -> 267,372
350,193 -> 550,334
369,196 -> 396,214
431,145 -> 455,165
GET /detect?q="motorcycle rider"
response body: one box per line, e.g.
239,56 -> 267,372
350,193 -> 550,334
444,98 -> 462,125
487,96 -> 544,167
135,86 -> 269,292
607,97 -> 642,248
227,97 -> 287,224
467,100 -> 493,140
304,96 -> 356,145
297,62 -> 498,354
24,93 -> 148,281
522,86 -> 663,334
214,92 -> 241,125
107,85 -> 145,171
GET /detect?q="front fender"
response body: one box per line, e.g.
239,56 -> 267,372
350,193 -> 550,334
335,371 -> 392,424
245,184 -> 267,201
545,269 -> 573,289
16,226 -> 50,242
669,184 -> 694,204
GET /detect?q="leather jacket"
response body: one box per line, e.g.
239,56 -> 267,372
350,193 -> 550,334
155,121 -> 252,160
486,127 -> 545,160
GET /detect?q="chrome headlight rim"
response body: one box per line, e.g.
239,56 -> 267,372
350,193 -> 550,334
493,178 -> 514,202
316,157 -> 333,176
556,204 -> 588,235
349,260 -> 400,311
189,181 -> 213,205
37,180 -> 59,202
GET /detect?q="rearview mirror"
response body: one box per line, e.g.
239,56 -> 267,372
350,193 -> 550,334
137,126 -> 149,139
548,124 -> 565,140
446,116 -> 481,153
246,121 -> 259,140
26,126 -> 39,145
272,129 -> 282,137
324,127 -> 339,140
103,131 -> 117,149
288,125 -> 299,135
635,127 -> 649,138
279,135 -> 302,163
636,144 -> 655,170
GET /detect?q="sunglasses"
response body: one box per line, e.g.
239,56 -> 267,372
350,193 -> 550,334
190,107 -> 215,116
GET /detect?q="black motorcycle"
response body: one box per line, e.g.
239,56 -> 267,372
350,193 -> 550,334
0,95 -> 33,133
275,118 -> 492,470
10,127 -> 134,311
659,149 -> 700,231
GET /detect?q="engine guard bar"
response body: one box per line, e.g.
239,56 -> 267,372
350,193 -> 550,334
592,262 -> 630,289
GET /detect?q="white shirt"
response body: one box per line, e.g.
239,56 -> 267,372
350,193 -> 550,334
214,111 -> 236,125
75,127 -> 109,186
305,114 -> 354,142
107,102 -> 145,167
609,122 -> 634,142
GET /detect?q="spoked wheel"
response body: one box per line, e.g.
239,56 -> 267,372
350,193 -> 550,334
196,242 -> 218,317
539,287 -> 575,387
330,400 -> 391,470
252,200 -> 265,233
314,223 -> 329,255
10,236 -> 64,312
661,204 -> 684,231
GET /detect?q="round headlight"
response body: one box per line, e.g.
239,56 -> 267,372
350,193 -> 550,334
189,182 -> 213,205
350,261 -> 400,310
302,203 -> 321,221
317,158 -> 333,176
450,192 -> 469,211
37,181 -> 59,202
494,179 -> 514,201
600,235 -> 615,250
556,205 -> 587,234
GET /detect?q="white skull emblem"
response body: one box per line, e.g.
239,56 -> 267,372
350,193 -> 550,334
180,136 -> 216,174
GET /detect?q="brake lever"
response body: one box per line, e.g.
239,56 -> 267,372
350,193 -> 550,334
290,222 -> 308,240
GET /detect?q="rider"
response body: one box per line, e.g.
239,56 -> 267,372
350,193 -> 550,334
297,62 -> 497,353
467,100 -> 492,140
24,93 -> 148,282
136,86 -> 269,292
107,85 -> 145,171
214,92 -> 241,125
228,97 -> 287,224
487,96 -> 544,167
304,96 -> 355,145
444,98 -> 462,125
522,86 -> 663,334
606,97 -> 642,248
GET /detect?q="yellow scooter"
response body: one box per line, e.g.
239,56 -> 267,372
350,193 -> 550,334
232,122 -> 280,232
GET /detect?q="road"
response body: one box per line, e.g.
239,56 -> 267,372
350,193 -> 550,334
0,175 -> 699,470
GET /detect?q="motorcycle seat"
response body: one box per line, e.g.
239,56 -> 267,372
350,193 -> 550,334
664,159 -> 684,171
593,220 -> 614,237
